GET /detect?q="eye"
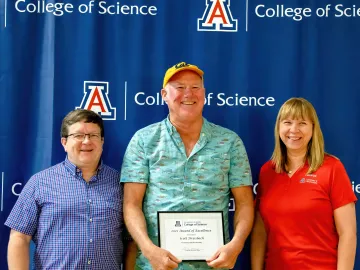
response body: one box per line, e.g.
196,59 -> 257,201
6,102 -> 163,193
73,134 -> 84,140
90,134 -> 100,139
300,122 -> 307,125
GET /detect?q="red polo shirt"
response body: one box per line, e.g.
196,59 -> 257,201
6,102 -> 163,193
257,155 -> 357,270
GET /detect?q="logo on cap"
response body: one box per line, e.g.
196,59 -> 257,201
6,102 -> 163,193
198,0 -> 238,32
163,62 -> 204,88
76,81 -> 116,120
175,62 -> 190,69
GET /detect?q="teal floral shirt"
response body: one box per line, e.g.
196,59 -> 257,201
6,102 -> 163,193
120,117 -> 252,270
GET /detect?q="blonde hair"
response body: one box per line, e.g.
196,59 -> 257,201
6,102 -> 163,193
271,97 -> 325,174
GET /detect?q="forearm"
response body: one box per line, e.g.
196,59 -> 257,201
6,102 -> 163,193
124,241 -> 138,270
8,237 -> 30,270
250,227 -> 266,270
337,233 -> 356,270
231,202 -> 254,248
124,204 -> 155,256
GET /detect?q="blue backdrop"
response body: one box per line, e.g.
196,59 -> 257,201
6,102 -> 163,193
1,0 -> 359,269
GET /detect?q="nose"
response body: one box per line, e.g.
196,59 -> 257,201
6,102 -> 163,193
82,135 -> 91,143
183,86 -> 194,96
290,123 -> 299,132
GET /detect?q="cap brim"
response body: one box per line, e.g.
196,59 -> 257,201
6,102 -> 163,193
163,66 -> 204,88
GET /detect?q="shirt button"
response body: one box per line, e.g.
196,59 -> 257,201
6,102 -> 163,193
88,260 -> 91,265
89,218 -> 93,222
88,199 -> 92,203
90,239 -> 93,243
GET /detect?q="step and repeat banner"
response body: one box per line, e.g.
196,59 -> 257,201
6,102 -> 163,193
0,0 -> 359,269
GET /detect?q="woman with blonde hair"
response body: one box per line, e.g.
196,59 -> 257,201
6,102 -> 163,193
251,97 -> 357,270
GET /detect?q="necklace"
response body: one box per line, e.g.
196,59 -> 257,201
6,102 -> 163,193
287,163 -> 304,174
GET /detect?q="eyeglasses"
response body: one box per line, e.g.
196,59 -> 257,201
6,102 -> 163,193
66,133 -> 102,142
173,85 -> 203,92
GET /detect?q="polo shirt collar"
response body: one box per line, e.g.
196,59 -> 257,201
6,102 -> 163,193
165,115 -> 212,140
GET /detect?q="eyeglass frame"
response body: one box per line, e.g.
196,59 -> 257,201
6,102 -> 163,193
65,133 -> 102,142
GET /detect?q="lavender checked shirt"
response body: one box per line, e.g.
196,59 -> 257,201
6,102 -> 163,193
5,158 -> 124,270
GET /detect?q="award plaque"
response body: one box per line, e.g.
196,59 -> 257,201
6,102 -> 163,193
157,211 -> 225,261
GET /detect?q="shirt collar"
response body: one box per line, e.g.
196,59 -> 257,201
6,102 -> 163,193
165,115 -> 212,140
64,156 -> 103,176
165,115 -> 176,135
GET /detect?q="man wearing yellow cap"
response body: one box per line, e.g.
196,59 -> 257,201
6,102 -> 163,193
121,62 -> 254,269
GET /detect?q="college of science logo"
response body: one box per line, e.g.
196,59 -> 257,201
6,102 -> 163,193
135,92 -> 275,107
13,1 -> 158,16
198,0 -> 238,32
76,81 -> 116,120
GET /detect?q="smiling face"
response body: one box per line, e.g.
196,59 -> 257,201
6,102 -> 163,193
161,70 -> 205,124
272,98 -> 325,173
61,121 -> 104,171
279,118 -> 313,155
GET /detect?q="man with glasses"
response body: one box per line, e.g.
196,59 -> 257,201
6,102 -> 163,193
121,62 -> 254,269
5,109 -> 135,270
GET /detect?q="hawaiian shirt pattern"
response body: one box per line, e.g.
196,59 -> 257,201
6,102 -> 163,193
121,117 -> 252,270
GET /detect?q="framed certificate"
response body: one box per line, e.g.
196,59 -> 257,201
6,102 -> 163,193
157,211 -> 225,261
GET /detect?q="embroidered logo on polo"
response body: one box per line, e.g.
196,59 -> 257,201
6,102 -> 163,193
76,81 -> 116,120
306,179 -> 318,184
198,0 -> 238,32
299,178 -> 318,184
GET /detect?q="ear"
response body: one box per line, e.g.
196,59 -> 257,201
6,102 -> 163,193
161,88 -> 168,101
61,137 -> 68,152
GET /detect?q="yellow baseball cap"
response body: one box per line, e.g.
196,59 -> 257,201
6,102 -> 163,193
163,62 -> 204,88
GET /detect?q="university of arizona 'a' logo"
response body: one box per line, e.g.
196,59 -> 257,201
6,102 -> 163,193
198,0 -> 238,32
76,81 -> 116,120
